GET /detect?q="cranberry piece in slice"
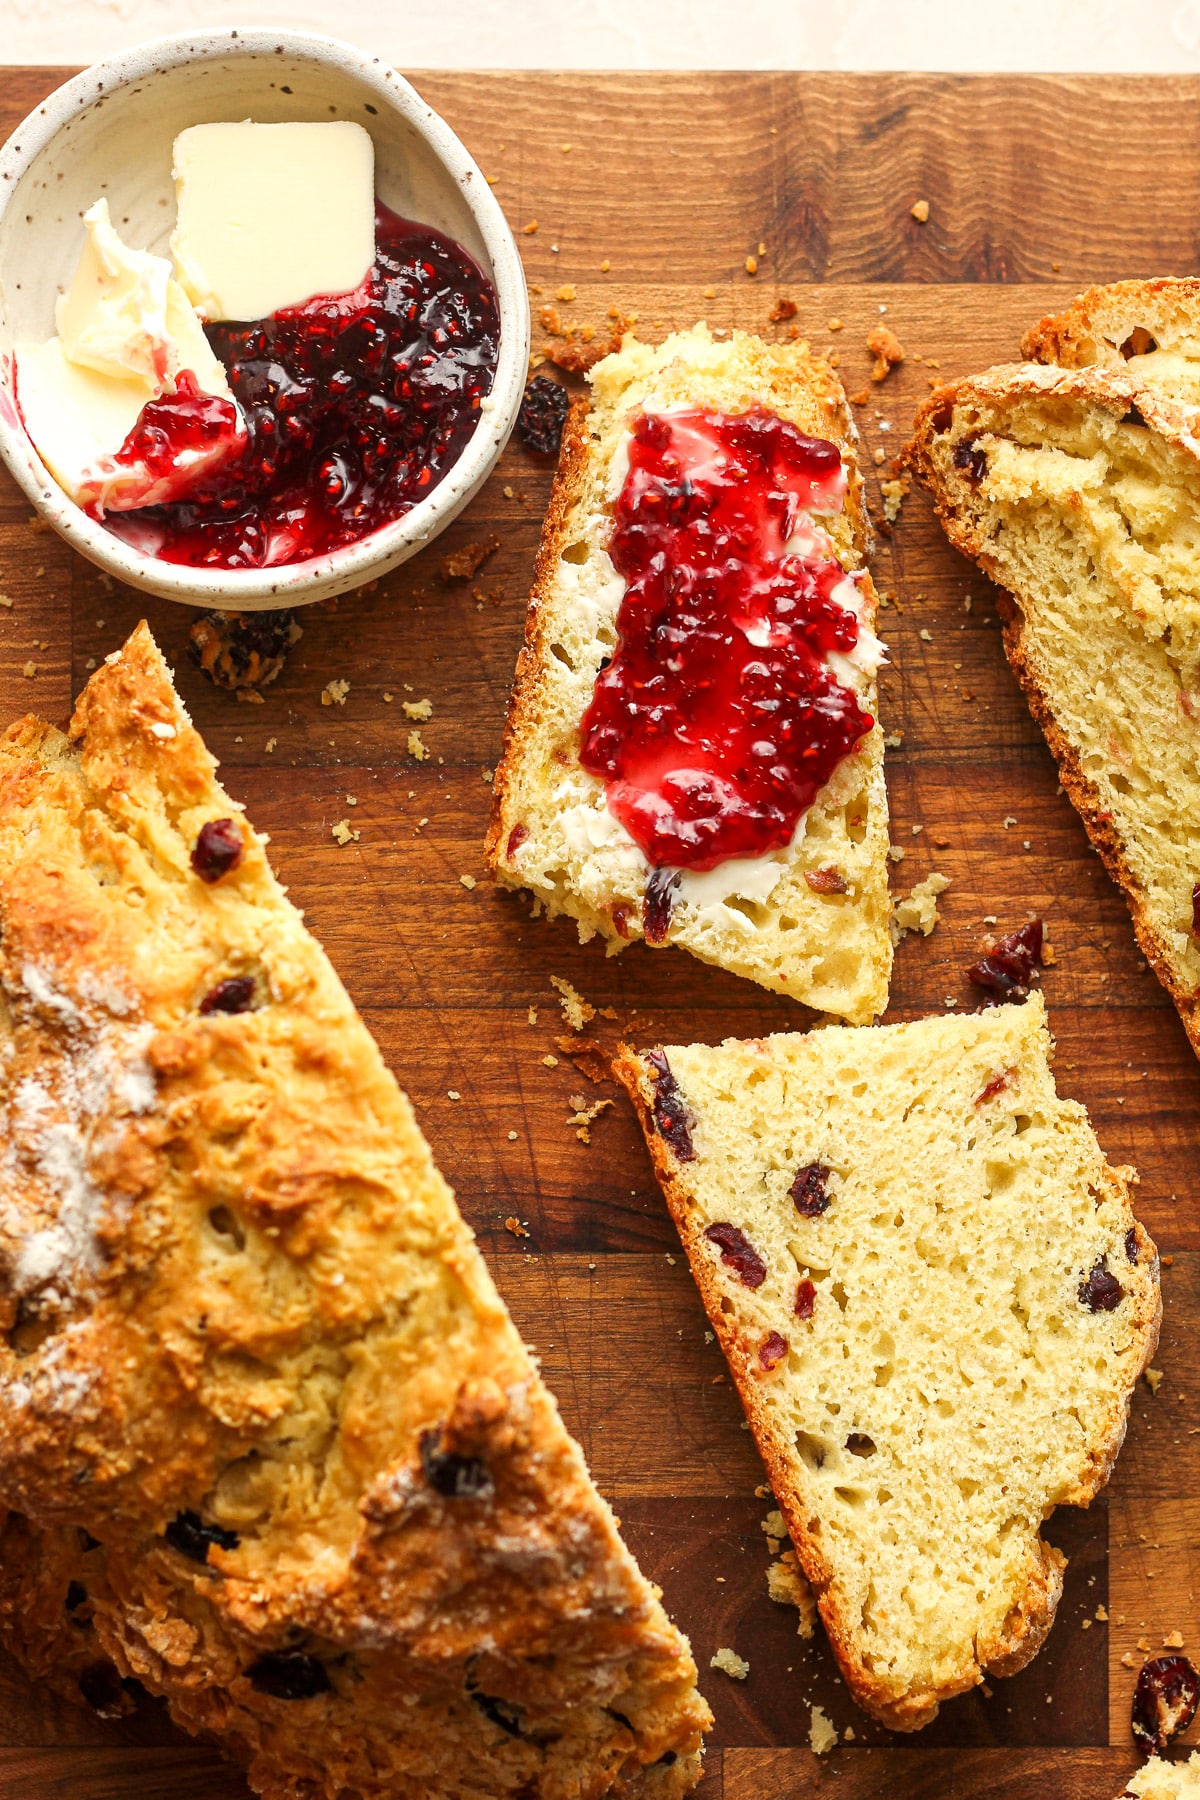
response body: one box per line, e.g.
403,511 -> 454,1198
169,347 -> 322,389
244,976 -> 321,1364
419,1427 -> 494,1499
643,868 -> 681,945
975,1067 -> 1015,1107
517,374 -> 571,456
795,1279 -> 817,1321
790,1162 -> 831,1217
164,1510 -> 240,1564
1132,1655 -> 1200,1753
952,439 -> 989,487
704,1222 -> 767,1289
646,1050 -> 696,1161
1078,1257 -> 1125,1312
1125,1227 -> 1140,1264
966,919 -> 1044,1003
804,866 -> 847,894
246,1651 -> 331,1701
199,976 -> 256,1016
505,822 -> 529,860
759,1330 -> 789,1371
191,818 -> 243,883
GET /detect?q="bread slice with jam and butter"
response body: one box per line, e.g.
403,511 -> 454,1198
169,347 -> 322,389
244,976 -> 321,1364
487,324 -> 893,1025
904,357 -> 1200,1059
613,996 -> 1159,1732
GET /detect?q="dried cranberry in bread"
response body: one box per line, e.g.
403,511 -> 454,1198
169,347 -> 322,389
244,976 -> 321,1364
487,324 -> 892,1024
0,624 -> 709,1800
614,997 -> 1159,1732
904,361 -> 1200,1060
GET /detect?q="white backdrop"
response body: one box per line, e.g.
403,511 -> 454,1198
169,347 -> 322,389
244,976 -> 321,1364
4,0 -> 1200,70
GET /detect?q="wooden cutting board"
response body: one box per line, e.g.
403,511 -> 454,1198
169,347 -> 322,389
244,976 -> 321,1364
1,65 -> 1199,1800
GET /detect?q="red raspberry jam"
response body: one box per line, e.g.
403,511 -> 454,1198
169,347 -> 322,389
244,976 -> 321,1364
100,203 -> 498,569
578,407 -> 876,871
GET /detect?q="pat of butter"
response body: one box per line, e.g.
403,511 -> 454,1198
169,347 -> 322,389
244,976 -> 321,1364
171,121 -> 376,321
57,199 -> 230,398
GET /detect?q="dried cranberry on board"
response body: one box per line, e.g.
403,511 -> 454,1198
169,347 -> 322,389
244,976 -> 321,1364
795,1279 -> 817,1320
759,1331 -> 789,1370
191,818 -> 243,883
952,439 -> 989,487
966,919 -> 1044,1003
703,1222 -> 767,1289
1078,1257 -> 1125,1312
199,976 -> 256,1016
419,1427 -> 494,1499
642,868 -> 681,945
164,1510 -> 240,1564
246,1651 -> 331,1700
517,375 -> 571,456
1131,1655 -> 1200,1753
646,1050 -> 696,1160
790,1162 -> 831,1217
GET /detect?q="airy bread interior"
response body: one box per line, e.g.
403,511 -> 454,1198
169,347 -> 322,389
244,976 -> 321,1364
1024,277 -> 1200,412
0,625 -> 709,1800
905,363 -> 1200,1055
614,996 -> 1159,1731
1123,1752 -> 1200,1799
487,324 -> 892,1024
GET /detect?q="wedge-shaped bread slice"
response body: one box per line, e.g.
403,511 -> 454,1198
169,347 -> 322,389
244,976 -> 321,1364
487,324 -> 892,1024
0,625 -> 709,1800
1023,277 -> 1200,412
614,997 -> 1159,1731
905,363 -> 1200,1057
1120,1753 -> 1200,1799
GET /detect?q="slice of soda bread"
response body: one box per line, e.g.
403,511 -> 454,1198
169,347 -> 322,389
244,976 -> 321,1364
1023,278 -> 1200,413
0,624 -> 710,1800
904,363 -> 1200,1058
1120,1753 -> 1200,1799
613,996 -> 1159,1732
486,324 -> 892,1025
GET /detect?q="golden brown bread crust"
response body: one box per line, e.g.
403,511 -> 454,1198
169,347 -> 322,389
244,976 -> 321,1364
1021,277 -> 1200,375
902,364 -> 1200,1060
611,1028 -> 1159,1734
0,625 -> 710,1799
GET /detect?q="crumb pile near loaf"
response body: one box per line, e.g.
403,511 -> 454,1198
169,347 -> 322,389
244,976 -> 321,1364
613,998 -> 1160,1731
0,624 -> 709,1800
1121,1751 -> 1200,1798
904,295 -> 1200,1059
487,322 -> 892,1025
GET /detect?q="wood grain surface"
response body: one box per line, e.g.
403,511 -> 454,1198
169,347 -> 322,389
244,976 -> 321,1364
2,65 -> 1199,1800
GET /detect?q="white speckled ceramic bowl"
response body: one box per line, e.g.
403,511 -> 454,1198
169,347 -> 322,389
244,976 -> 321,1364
0,29 -> 529,608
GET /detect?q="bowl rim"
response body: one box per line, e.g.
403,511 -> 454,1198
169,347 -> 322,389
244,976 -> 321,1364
0,26 -> 530,606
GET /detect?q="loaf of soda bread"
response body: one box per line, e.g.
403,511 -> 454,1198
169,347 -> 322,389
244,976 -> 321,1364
0,625 -> 710,1800
486,324 -> 892,1025
904,362 -> 1200,1058
1023,278 -> 1200,413
613,997 -> 1159,1732
1121,1753 -> 1200,1798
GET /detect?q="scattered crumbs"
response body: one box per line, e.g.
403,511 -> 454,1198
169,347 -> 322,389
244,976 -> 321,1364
459,874 -> 478,891
527,1006 -> 538,1026
265,737 -> 277,753
710,1647 -> 750,1681
321,678 -> 349,707
1081,1618 -> 1092,1630
844,1727 -> 856,1743
505,1216 -> 530,1239
507,1130 -> 519,1142
880,475 -> 908,524
550,974 -> 596,1031
567,1096 -> 613,1143
403,697 -> 433,721
745,255 -> 758,276
345,795 -> 357,806
1122,1651 -> 1137,1667
1002,815 -> 1018,829
873,447 -> 886,467
911,198 -> 931,223
0,593 -> 11,609
867,323 -> 905,381
887,844 -> 906,863
911,823 -> 924,835
769,297 -> 798,322
407,730 -> 430,762
884,731 -> 903,749
849,387 -> 869,406
766,1553 -> 818,1638
828,317 -> 844,332
919,628 -> 933,642
1165,1630 -> 1185,1648
447,1089 -> 461,1102
809,1704 -> 837,1756
1138,1637 -> 1153,1652
441,535 -> 500,583
523,220 -> 538,235
383,691 -> 394,703
555,283 -> 576,302
21,661 -> 37,678
600,258 -> 611,272
331,820 -> 360,846
542,1054 -> 559,1069
890,872 -> 951,946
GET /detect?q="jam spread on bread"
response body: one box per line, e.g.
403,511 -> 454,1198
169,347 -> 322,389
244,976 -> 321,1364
579,406 -> 875,870
101,204 -> 498,569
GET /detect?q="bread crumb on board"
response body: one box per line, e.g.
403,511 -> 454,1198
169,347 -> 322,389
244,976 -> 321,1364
809,1704 -> 838,1755
890,872 -> 951,945
767,1552 -> 818,1639
331,820 -> 360,846
710,1647 -> 750,1680
550,974 -> 596,1031
403,697 -> 433,721
321,679 -> 349,707
867,323 -> 905,382
911,198 -> 931,223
